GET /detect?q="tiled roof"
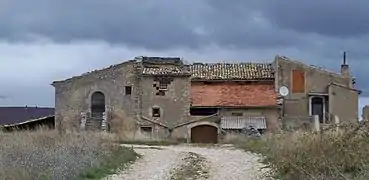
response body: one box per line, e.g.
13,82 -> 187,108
190,63 -> 274,80
142,66 -> 191,75
0,107 -> 54,125
140,56 -> 191,76
191,82 -> 277,107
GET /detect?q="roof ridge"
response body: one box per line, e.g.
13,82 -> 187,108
191,62 -> 272,65
277,55 -> 343,77
52,59 -> 135,85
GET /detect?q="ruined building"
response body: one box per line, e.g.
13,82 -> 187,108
52,55 -> 360,143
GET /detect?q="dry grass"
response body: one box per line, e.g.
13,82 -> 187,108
0,130 -> 138,180
230,121 -> 369,180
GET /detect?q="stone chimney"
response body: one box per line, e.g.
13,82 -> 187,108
341,51 -> 350,77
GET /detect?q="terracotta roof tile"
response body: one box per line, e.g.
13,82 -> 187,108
140,56 -> 191,76
142,66 -> 191,76
191,82 -> 277,107
190,63 -> 274,80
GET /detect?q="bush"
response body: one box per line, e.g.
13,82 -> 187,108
232,122 -> 369,180
0,130 -> 138,180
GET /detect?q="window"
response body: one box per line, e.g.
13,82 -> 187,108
140,126 -> 153,134
190,108 -> 218,116
231,112 -> 243,116
152,107 -> 160,117
292,70 -> 305,93
125,86 -> 132,95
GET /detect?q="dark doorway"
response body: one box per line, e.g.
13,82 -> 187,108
90,91 -> 105,130
311,97 -> 324,123
191,125 -> 218,143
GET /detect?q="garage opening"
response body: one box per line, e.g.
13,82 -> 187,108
190,125 -> 218,144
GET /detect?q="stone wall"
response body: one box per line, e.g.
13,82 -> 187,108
52,61 -> 139,133
274,56 -> 358,123
140,75 -> 191,127
53,59 -> 191,140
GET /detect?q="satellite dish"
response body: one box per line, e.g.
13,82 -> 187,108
279,86 -> 289,97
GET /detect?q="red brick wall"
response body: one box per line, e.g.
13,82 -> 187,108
191,81 -> 277,107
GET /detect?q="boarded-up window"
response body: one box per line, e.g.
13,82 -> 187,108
292,70 -> 305,93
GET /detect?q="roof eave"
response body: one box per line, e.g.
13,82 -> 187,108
190,78 -> 275,82
190,105 -> 279,109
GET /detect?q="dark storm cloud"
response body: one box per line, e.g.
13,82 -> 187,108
254,0 -> 369,38
0,0 -> 313,49
0,0 -> 369,101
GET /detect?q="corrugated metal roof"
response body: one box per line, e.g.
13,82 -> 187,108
0,107 -> 54,125
220,116 -> 267,129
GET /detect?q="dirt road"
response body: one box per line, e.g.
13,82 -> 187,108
106,144 -> 270,180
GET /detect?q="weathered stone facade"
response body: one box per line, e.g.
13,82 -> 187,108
52,61 -> 139,134
53,57 -> 192,139
52,55 -> 360,142
274,55 -> 360,127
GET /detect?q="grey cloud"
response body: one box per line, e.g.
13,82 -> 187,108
1,0 -> 369,106
0,0 -> 313,50
254,0 -> 369,38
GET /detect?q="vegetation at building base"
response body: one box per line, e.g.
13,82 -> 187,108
0,130 -> 139,180
229,121 -> 369,180
119,139 -> 183,146
115,130 -> 186,146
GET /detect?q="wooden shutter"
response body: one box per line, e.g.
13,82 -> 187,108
292,70 -> 305,93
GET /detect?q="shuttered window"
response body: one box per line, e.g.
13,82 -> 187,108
292,70 -> 305,93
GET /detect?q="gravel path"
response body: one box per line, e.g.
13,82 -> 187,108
105,145 -> 185,180
167,145 -> 270,180
106,144 -> 270,180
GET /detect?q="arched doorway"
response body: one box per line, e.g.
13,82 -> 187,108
191,125 -> 218,143
90,91 -> 105,130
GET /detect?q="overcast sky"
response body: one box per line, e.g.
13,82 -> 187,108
0,0 -> 369,115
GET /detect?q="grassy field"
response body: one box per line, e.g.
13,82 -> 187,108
230,122 -> 369,180
0,130 -> 138,180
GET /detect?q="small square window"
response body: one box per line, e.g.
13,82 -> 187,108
152,107 -> 160,117
140,126 -> 153,134
125,86 -> 132,95
231,112 -> 243,116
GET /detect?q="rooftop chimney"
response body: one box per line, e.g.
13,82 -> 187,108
341,51 -> 350,77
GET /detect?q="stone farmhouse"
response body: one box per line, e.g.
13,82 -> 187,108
52,55 -> 360,143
